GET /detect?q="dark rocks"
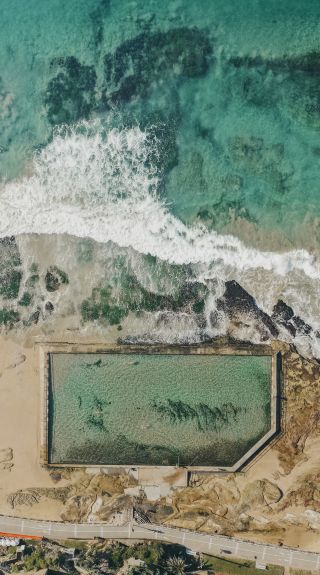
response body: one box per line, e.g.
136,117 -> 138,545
29,307 -> 41,325
272,299 -> 294,323
272,299 -> 312,337
216,283 -> 315,348
102,27 -> 213,106
45,266 -> 69,292
292,315 -> 312,335
228,51 -> 320,76
45,301 -> 54,313
228,51 -> 320,128
217,280 -> 279,340
49,471 -> 62,483
45,56 -> 97,125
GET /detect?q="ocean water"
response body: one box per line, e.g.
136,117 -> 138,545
1,0 -> 320,352
48,353 -> 272,466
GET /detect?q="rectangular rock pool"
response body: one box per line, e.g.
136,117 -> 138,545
47,352 -> 273,467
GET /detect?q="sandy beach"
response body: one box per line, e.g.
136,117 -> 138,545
0,332 -> 319,552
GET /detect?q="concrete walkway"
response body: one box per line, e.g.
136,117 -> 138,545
0,516 -> 319,572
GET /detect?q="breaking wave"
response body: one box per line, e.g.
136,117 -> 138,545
1,121 -> 320,336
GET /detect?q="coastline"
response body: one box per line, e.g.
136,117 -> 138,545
0,332 -> 320,551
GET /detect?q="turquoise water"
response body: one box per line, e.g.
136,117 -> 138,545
48,353 -> 272,466
1,0 -> 320,239
1,1 -> 320,354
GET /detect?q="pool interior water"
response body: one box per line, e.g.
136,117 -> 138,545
48,352 -> 272,466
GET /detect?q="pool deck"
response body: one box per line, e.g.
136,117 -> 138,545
38,341 -> 282,473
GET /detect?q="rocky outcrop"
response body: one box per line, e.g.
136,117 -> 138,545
7,471 -> 136,522
271,299 -> 312,337
61,495 -> 94,523
216,280 -> 279,341
241,480 -> 283,508
102,27 -> 213,107
45,266 -> 69,292
212,281 -> 320,359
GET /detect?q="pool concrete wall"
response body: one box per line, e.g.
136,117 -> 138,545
38,341 -> 281,473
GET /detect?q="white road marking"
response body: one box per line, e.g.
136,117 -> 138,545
1,518 -> 320,571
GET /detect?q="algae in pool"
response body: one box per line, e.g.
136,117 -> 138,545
48,353 -> 272,466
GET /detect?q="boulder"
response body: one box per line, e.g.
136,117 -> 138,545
217,280 -> 279,339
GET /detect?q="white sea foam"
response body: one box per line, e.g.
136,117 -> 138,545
1,122 -> 319,278
1,121 -> 320,352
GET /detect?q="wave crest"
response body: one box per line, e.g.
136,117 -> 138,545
1,121 -> 320,306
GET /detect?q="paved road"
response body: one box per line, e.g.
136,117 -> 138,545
0,516 -> 320,572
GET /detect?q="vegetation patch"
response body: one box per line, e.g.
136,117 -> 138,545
81,274 -> 207,325
203,554 -> 284,575
0,237 -> 22,300
18,292 -> 33,307
81,286 -> 128,325
0,308 -> 20,327
152,399 -> 243,432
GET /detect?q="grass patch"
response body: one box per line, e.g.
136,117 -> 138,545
289,570 -> 317,575
203,554 -> 284,575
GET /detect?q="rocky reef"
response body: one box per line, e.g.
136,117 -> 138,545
102,27 -> 213,106
80,269 -> 207,327
45,56 -> 97,126
212,280 -> 320,358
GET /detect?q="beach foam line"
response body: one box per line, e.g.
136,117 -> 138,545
1,121 -> 319,281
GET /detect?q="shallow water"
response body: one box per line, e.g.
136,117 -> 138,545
1,0 -> 320,352
48,353 -> 272,466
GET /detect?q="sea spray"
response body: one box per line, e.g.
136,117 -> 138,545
1,121 -> 319,277
1,121 -> 320,353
